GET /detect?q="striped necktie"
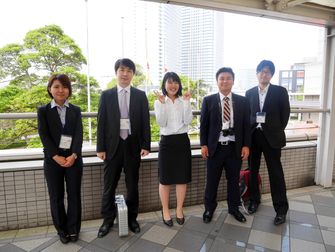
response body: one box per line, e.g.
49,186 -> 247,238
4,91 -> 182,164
223,97 -> 230,122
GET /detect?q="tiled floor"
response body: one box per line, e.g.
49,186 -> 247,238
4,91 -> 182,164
1,185 -> 335,252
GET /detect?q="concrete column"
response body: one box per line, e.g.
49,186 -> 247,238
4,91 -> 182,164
315,27 -> 335,187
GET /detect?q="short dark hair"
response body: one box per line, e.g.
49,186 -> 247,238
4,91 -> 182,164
216,67 -> 235,81
256,60 -> 275,76
47,74 -> 72,98
161,72 -> 183,97
114,58 -> 136,73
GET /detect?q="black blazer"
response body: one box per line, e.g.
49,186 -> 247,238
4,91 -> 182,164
96,86 -> 151,160
38,103 -> 83,158
200,92 -> 250,158
245,84 -> 290,149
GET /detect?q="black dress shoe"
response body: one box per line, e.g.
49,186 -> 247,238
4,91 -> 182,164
203,210 -> 213,223
229,210 -> 247,223
161,211 -> 173,227
274,214 -> 286,225
248,202 -> 259,214
129,220 -> 141,233
176,216 -> 185,225
97,223 -> 113,238
69,234 -> 78,242
59,233 -> 70,244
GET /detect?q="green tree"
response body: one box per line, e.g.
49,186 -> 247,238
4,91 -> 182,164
0,25 -> 100,149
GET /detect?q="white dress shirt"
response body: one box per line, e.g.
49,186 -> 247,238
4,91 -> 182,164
258,83 -> 270,111
154,96 -> 193,136
218,92 -> 235,142
257,83 -> 270,129
51,99 -> 69,127
117,84 -> 131,134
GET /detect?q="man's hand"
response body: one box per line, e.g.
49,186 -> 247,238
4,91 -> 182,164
201,146 -> 209,160
241,146 -> 249,161
97,152 -> 106,160
141,149 -> 149,157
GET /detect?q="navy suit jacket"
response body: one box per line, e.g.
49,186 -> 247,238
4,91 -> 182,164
200,92 -> 251,158
96,86 -> 151,160
38,103 -> 83,158
245,84 -> 290,149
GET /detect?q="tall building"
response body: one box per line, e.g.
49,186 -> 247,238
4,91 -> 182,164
158,5 -> 225,88
179,7 -> 224,88
129,2 -> 225,90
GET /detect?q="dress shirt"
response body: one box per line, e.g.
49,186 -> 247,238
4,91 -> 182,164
117,84 -> 131,134
117,84 -> 131,110
258,83 -> 270,111
257,83 -> 270,129
218,92 -> 235,142
154,96 -> 193,136
51,99 -> 69,127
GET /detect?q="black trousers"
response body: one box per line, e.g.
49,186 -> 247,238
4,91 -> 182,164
204,142 -> 241,213
249,129 -> 289,215
101,137 -> 141,224
44,157 -> 83,235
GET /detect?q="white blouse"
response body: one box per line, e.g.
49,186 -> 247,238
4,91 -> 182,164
154,96 -> 193,136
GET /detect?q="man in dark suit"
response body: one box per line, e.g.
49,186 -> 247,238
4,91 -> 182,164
245,60 -> 290,225
200,67 -> 250,223
96,58 -> 151,237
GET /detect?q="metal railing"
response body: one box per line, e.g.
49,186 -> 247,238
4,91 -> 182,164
0,108 -> 329,119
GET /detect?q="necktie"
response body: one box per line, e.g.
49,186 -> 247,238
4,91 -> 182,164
223,97 -> 230,122
120,89 -> 129,140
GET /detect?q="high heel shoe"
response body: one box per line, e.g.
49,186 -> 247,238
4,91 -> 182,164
176,211 -> 185,225
161,211 -> 173,227
176,216 -> 185,225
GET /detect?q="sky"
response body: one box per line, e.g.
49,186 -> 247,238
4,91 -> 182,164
0,0 -> 325,89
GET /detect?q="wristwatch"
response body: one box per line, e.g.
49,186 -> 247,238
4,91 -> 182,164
72,153 -> 77,159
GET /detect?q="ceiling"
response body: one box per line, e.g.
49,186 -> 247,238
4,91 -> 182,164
310,0 -> 335,8
144,0 -> 335,26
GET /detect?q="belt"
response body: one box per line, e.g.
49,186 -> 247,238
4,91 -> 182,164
219,141 -> 234,145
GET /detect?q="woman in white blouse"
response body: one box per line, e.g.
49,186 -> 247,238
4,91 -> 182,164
154,72 -> 193,227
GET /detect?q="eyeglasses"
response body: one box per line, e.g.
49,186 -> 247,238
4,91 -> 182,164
258,70 -> 272,77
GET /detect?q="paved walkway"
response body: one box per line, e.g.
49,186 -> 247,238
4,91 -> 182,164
1,185 -> 335,252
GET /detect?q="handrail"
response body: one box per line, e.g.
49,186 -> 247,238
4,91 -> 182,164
0,108 -> 330,119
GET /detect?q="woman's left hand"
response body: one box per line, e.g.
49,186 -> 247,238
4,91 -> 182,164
62,154 -> 76,167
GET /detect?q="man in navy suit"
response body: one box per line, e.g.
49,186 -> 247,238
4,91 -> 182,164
200,67 -> 250,223
96,58 -> 151,237
245,60 -> 290,225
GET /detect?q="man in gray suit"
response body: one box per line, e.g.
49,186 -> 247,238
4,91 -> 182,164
246,60 -> 290,225
96,58 -> 151,237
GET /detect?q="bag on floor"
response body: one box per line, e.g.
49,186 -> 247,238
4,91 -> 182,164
239,169 -> 262,214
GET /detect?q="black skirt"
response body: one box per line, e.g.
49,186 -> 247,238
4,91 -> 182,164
158,133 -> 192,185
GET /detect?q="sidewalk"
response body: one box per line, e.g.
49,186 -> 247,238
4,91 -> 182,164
1,185 -> 335,251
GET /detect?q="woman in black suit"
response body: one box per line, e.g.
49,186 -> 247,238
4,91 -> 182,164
38,74 -> 83,244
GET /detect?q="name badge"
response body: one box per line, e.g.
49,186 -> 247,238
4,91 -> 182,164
120,119 -> 130,130
59,134 -> 72,149
222,121 -> 230,130
256,112 -> 266,123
